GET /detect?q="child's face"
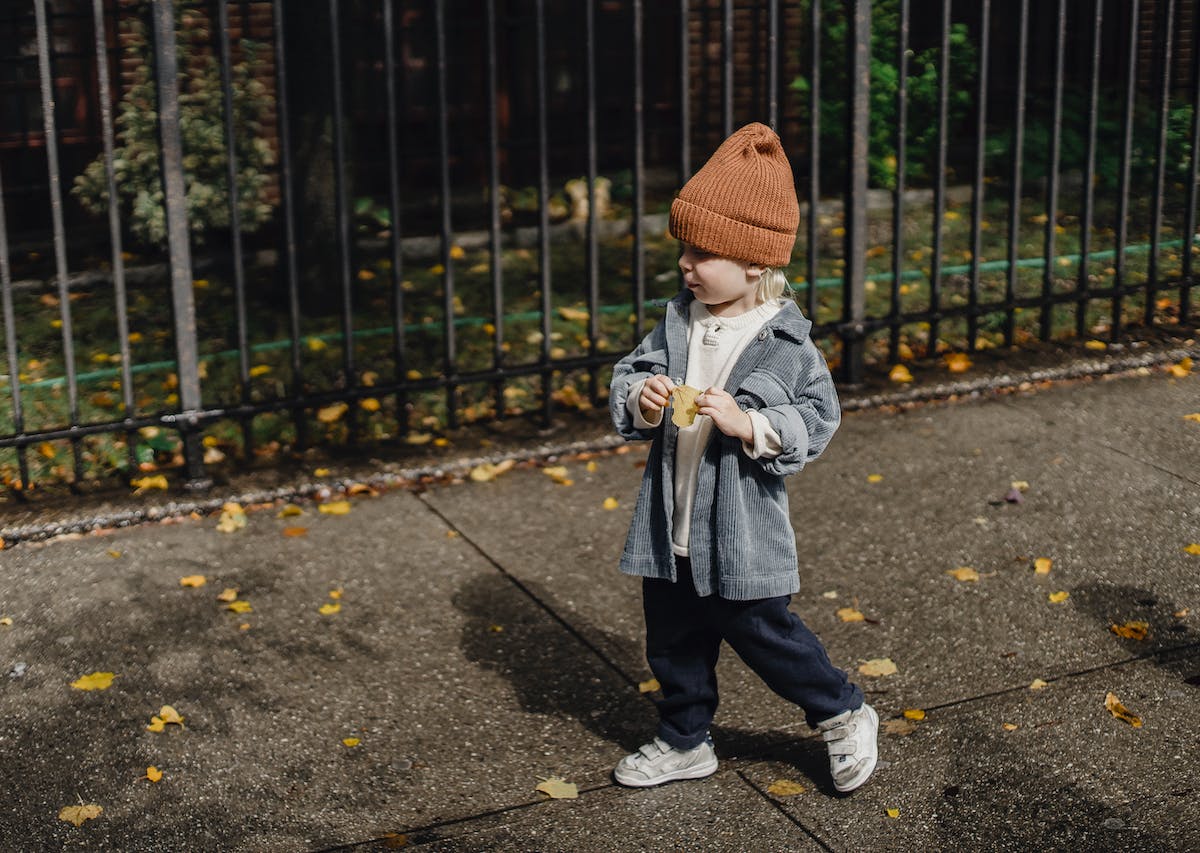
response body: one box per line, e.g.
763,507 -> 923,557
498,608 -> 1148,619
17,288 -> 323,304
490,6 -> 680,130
678,244 -> 765,317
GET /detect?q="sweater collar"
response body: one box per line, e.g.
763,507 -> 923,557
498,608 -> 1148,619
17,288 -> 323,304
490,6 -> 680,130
669,289 -> 812,343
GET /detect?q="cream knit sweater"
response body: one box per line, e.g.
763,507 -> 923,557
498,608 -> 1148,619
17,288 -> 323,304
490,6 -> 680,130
627,297 -> 784,556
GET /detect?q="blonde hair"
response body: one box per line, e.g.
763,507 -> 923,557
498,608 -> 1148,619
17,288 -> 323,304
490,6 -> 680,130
756,267 -> 795,304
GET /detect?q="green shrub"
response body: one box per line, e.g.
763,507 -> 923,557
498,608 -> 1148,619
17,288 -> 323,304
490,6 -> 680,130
73,4 -> 276,247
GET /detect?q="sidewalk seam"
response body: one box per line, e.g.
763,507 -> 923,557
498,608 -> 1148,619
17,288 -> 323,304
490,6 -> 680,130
734,769 -> 838,853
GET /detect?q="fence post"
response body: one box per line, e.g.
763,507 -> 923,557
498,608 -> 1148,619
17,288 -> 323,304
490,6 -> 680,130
150,0 -> 210,491
838,0 -> 870,387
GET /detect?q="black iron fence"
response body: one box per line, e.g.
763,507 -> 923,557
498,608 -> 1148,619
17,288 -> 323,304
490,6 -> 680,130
1,0 -> 1197,500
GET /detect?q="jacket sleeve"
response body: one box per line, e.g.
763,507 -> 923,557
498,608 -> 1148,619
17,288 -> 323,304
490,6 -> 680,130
746,337 -> 842,476
609,323 -> 670,441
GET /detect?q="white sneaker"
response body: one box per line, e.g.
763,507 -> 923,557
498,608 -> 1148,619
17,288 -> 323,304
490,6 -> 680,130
817,703 -> 878,793
613,735 -> 718,787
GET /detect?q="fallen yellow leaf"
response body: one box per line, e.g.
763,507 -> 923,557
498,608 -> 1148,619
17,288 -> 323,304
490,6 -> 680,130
1084,339 -> 1108,350
535,777 -> 578,799
946,567 -> 980,582
282,527 -> 308,537
1011,480 -> 1030,492
903,708 -> 925,721
882,718 -> 917,736
558,306 -> 590,322
145,766 -> 163,782
249,364 -> 271,377
329,589 -> 343,600
889,364 -> 913,383
319,602 -> 341,615
638,677 -> 660,693
179,575 -> 206,588
542,465 -> 573,485
278,504 -> 304,518
586,461 -> 598,472
158,705 -> 184,725
1104,692 -> 1143,727
470,459 -> 516,482
71,671 -> 115,691
131,474 -> 168,494
858,657 -> 898,677
670,385 -> 702,427
216,502 -> 247,533
59,804 -> 103,826
346,483 -> 378,497
225,600 -> 252,613
1002,723 -> 1019,731
106,550 -> 122,558
886,808 -> 900,819
343,737 -> 360,747
767,779 -> 806,796
837,607 -> 865,622
1048,591 -> 1070,603
0,617 -> 11,627
866,473 -> 883,483
319,501 -> 352,515
1184,543 -> 1200,555
1034,557 -> 1052,575
317,402 -> 348,423
216,587 -> 239,602
1029,678 -> 1049,690
314,467 -> 332,476
1167,356 -> 1192,377
943,352 -> 972,373
603,497 -> 619,510
1110,621 -> 1149,640
1183,413 -> 1200,423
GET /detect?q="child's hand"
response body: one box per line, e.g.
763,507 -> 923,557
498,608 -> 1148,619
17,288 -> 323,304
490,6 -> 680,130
697,387 -> 753,442
638,375 -> 676,416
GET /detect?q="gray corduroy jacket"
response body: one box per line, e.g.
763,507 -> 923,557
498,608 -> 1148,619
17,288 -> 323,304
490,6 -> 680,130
609,290 -> 842,600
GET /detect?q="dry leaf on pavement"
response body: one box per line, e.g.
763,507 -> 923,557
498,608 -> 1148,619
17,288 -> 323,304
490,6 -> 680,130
767,779 -> 806,796
1034,557 -> 1052,574
946,567 -> 980,582
179,575 -> 206,587
837,607 -> 865,622
216,502 -> 246,533
319,501 -> 352,515
71,671 -> 115,691
1104,692 -> 1143,727
535,777 -> 578,799
882,718 -> 917,736
858,658 -> 897,677
59,804 -> 103,826
1110,621 -> 1149,640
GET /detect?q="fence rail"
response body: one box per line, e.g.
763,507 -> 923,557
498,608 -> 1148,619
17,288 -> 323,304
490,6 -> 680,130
0,0 -> 1197,499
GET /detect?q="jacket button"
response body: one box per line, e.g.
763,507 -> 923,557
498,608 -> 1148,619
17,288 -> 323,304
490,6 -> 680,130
757,329 -> 768,341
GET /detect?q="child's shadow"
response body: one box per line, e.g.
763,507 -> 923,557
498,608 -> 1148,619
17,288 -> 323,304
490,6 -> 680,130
453,572 -> 836,789
452,572 -> 654,752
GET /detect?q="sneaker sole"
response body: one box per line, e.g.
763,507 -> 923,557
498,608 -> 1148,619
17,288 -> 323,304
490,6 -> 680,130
613,757 -> 719,788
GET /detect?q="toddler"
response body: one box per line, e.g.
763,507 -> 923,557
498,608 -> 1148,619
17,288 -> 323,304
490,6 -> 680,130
608,122 -> 877,793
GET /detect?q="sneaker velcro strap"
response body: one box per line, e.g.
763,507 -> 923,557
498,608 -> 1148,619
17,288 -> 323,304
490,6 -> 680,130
820,727 -> 847,743
827,739 -> 858,756
638,743 -> 662,759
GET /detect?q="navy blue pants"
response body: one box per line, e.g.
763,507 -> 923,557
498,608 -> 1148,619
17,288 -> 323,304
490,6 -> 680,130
643,557 -> 863,750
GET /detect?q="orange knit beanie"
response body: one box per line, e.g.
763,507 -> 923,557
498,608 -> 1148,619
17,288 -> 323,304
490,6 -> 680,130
668,122 -> 800,267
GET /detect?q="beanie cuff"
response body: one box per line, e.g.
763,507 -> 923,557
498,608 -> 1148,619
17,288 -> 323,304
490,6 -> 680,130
669,198 -> 796,268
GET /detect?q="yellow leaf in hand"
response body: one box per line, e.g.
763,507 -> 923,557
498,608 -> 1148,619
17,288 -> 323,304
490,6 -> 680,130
1110,621 -> 1149,640
767,779 -> 806,796
319,602 -> 341,615
946,567 -> 980,582
670,385 -> 701,427
1048,591 -> 1069,603
837,607 -> 865,622
71,671 -> 115,691
1104,692 -> 1143,727
858,657 -> 898,677
535,777 -> 578,799
179,575 -> 206,588
319,501 -> 351,515
59,804 -> 103,826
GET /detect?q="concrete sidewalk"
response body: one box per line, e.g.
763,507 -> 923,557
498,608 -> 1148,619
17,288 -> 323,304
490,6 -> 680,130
1,365 -> 1197,851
